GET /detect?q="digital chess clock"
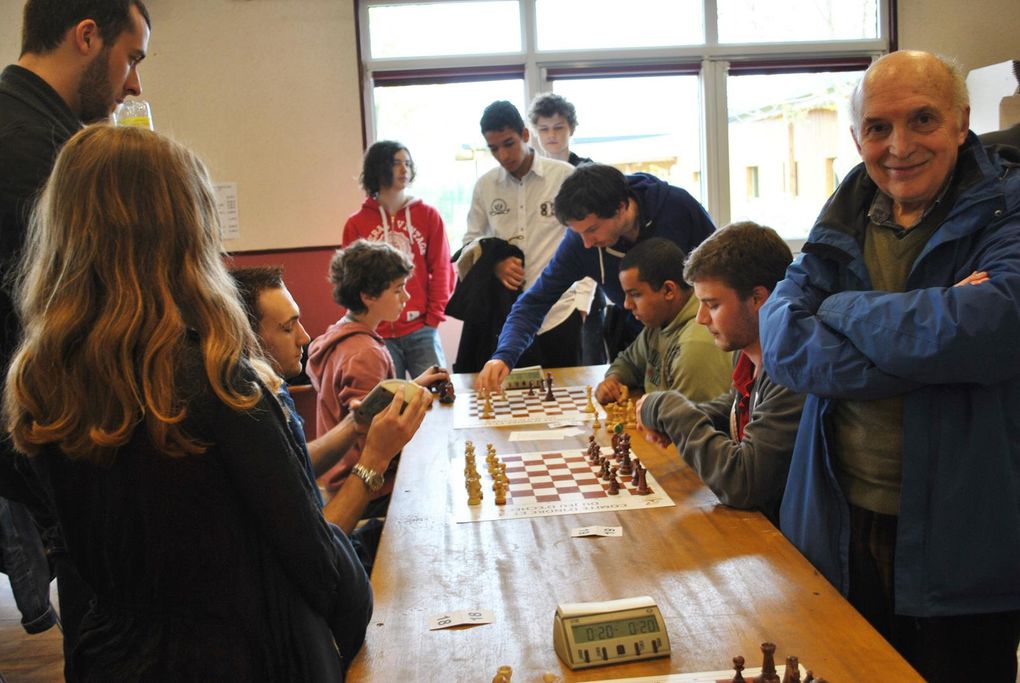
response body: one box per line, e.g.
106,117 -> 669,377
553,596 -> 670,670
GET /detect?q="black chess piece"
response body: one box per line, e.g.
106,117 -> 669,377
731,655 -> 746,682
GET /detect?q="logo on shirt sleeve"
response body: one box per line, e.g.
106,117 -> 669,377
489,198 -> 510,216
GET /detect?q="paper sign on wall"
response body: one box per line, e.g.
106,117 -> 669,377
213,182 -> 240,241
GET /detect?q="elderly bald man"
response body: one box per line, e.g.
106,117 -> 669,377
761,51 -> 1020,682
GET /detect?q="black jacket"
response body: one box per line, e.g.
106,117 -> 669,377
446,237 -> 525,373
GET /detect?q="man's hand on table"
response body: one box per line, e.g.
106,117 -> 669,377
635,394 -> 671,449
475,359 -> 509,393
595,375 -> 625,404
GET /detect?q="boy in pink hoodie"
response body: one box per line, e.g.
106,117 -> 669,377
307,240 -> 447,500
342,141 -> 454,379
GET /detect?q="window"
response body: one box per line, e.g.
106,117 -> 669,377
535,0 -> 703,50
717,0 -> 879,44
359,0 -> 889,242
552,74 -> 703,205
368,1 -> 521,59
727,69 -> 864,239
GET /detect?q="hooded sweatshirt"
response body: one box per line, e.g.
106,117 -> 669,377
306,318 -> 396,494
342,196 -> 454,337
492,173 -> 716,368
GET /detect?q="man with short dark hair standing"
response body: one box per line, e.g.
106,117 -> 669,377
761,51 -> 1020,682
0,0 -> 151,654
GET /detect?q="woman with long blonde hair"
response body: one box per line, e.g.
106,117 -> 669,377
4,125 -> 371,680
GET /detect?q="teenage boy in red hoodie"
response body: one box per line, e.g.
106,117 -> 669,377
342,141 -> 454,379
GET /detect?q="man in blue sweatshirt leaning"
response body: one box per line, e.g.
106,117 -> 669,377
475,164 -> 715,392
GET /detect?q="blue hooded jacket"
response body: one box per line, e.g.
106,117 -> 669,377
492,173 -> 715,368
760,133 -> 1020,618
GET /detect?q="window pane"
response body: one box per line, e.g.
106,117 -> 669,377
718,0 -> 878,44
536,0 -> 702,50
727,70 -> 863,240
369,2 -> 521,59
373,80 -> 526,246
552,76 -> 704,207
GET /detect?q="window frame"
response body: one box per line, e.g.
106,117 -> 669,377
358,0 -> 894,247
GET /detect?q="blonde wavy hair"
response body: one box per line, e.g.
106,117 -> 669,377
4,124 -> 266,464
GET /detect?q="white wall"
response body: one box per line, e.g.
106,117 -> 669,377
1,0 -> 365,251
898,0 -> 1020,74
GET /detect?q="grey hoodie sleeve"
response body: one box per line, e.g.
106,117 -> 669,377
640,374 -> 804,520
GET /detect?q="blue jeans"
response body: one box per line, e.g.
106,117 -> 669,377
0,496 -> 58,634
384,325 -> 446,379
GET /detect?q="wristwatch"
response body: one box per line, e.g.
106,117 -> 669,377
352,463 -> 385,493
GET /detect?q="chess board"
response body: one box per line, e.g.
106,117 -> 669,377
454,447 -> 675,523
452,385 -> 600,429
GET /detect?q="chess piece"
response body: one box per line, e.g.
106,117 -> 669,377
592,410 -> 601,430
782,656 -> 800,683
619,448 -> 633,476
467,479 -> 483,505
439,380 -> 456,404
494,480 -> 507,506
730,655 -> 746,682
625,398 -> 637,428
481,389 -> 494,419
527,380 -> 535,396
754,642 -> 780,683
635,464 -> 651,495
583,385 -> 596,413
607,472 -> 620,495
543,373 -> 555,401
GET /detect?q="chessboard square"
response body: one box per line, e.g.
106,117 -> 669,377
573,476 -> 601,486
562,454 -> 587,463
535,494 -> 561,503
531,481 -> 556,489
555,486 -> 581,494
502,455 -> 523,463
581,490 -> 607,499
550,473 -> 576,481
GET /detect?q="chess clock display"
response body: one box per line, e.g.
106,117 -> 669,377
553,596 -> 670,670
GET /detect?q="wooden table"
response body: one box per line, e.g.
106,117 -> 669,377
348,367 -> 921,682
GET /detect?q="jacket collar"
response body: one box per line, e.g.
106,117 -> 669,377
1,64 -> 81,133
803,132 -> 1006,262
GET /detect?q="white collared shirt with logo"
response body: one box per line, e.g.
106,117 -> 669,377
461,154 -> 594,334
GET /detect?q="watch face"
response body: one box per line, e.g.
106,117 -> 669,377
356,464 -> 384,492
